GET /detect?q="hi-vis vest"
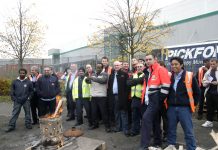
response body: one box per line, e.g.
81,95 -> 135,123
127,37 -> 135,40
185,71 -> 195,113
198,67 -> 204,87
165,71 -> 195,113
72,76 -> 90,100
131,73 -> 144,98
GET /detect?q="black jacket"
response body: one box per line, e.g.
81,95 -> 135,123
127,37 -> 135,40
11,77 -> 33,104
108,69 -> 129,110
36,75 -> 61,99
167,70 -> 200,107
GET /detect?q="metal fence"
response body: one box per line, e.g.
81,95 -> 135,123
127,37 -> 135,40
0,58 -> 52,79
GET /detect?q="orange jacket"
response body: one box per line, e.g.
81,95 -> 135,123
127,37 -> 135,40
147,62 -> 171,96
28,73 -> 42,81
141,62 -> 171,104
198,67 -> 204,87
185,71 -> 196,113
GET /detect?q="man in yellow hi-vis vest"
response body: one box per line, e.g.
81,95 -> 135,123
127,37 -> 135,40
72,67 -> 92,127
127,63 -> 144,137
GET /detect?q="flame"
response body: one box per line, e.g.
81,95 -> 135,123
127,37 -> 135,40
41,95 -> 63,119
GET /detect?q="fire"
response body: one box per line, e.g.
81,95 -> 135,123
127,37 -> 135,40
42,95 -> 63,118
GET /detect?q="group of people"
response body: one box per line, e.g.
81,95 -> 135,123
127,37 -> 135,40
5,54 -> 218,150
6,66 -> 61,132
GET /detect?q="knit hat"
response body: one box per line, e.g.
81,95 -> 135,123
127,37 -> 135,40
78,67 -> 85,73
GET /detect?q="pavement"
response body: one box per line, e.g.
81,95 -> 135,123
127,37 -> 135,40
0,102 -> 218,150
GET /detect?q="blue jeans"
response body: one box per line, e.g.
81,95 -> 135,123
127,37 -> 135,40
114,95 -> 129,134
167,106 -> 196,150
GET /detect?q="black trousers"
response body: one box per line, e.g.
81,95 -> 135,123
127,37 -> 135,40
160,104 -> 168,138
91,97 -> 109,128
206,92 -> 218,121
38,99 -> 56,117
30,92 -> 39,123
198,87 -> 206,115
66,90 -> 75,119
75,98 -> 92,125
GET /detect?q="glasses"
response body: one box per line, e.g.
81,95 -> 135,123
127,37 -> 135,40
137,66 -> 143,68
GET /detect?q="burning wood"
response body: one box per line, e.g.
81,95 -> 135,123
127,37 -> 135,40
53,95 -> 63,117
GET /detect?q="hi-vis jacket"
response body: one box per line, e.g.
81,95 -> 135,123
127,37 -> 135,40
131,73 -> 144,98
141,62 -> 171,104
72,76 -> 91,100
167,70 -> 200,113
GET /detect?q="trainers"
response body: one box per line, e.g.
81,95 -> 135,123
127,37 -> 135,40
201,121 -> 213,128
5,128 -> 15,133
164,145 -> 176,150
149,146 -> 162,150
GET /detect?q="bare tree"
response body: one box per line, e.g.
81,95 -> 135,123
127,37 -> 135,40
88,0 -> 170,59
0,1 -> 45,69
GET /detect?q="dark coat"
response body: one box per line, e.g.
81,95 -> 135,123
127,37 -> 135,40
167,70 -> 201,107
11,77 -> 33,104
108,69 -> 129,110
36,75 -> 61,99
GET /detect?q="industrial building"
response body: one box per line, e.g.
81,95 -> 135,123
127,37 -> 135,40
48,0 -> 218,72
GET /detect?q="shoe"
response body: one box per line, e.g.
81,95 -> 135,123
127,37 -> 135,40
66,117 -> 75,121
74,122 -> 83,126
202,121 -> 213,128
149,146 -> 162,150
162,136 -> 167,142
138,146 -> 149,150
26,125 -> 32,129
164,145 -> 176,150
88,125 -> 99,130
130,132 -> 139,137
197,114 -> 203,120
112,127 -> 122,132
105,128 -> 111,133
5,128 -> 15,133
32,122 -> 39,125
124,131 -> 130,137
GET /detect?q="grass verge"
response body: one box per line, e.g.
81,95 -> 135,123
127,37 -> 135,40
0,96 -> 11,103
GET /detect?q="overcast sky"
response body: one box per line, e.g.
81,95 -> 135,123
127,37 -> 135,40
0,0 -> 182,56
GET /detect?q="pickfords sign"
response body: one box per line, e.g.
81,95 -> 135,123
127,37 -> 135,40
162,41 -> 218,72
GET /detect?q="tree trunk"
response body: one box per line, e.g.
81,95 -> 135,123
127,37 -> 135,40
18,58 -> 23,69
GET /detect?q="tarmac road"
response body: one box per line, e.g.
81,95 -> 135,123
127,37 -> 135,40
0,102 -> 217,150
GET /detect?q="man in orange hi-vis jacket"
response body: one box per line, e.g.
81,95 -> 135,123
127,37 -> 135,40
140,53 -> 171,150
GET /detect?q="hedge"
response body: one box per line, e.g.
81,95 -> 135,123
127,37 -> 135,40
0,78 -> 12,96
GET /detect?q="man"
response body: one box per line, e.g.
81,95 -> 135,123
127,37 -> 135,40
6,68 -> 33,132
122,61 -> 130,73
85,62 -> 110,132
36,66 -> 61,117
140,53 -> 171,150
108,61 -> 129,136
85,64 -> 94,77
127,63 -> 144,136
138,58 -> 145,66
131,58 -> 138,73
202,58 -> 218,128
196,59 -> 210,120
61,64 -> 77,121
28,66 -> 42,125
72,67 -> 92,127
101,56 -> 112,75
